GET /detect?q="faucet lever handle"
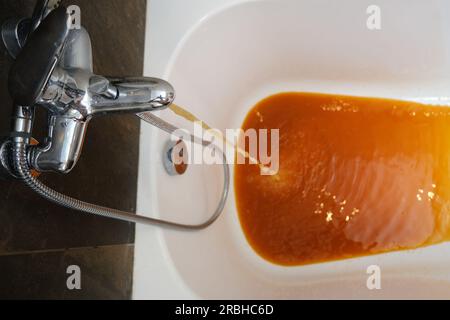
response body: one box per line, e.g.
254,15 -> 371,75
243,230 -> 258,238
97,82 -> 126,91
8,7 -> 70,106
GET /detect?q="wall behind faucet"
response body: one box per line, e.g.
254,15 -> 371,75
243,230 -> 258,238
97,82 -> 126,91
0,0 -> 146,299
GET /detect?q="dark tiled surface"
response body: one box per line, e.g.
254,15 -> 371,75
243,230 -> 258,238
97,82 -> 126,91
0,0 -> 147,298
0,245 -> 134,299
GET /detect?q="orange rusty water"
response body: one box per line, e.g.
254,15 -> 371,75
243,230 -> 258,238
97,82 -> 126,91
235,92 -> 450,266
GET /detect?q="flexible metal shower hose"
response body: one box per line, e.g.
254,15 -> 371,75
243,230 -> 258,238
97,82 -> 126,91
12,114 -> 230,230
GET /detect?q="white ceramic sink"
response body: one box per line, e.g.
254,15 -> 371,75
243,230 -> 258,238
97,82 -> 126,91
133,0 -> 450,299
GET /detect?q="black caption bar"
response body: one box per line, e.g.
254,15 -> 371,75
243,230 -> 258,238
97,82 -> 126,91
1,300 -> 447,318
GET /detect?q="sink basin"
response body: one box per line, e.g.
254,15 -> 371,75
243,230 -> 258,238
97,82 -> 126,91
134,0 -> 450,299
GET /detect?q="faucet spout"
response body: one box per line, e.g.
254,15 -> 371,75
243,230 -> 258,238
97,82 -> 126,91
40,69 -> 175,119
89,77 -> 175,116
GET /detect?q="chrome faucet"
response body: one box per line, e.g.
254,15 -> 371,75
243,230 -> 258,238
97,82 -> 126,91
7,6 -> 174,173
0,2 -> 228,230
